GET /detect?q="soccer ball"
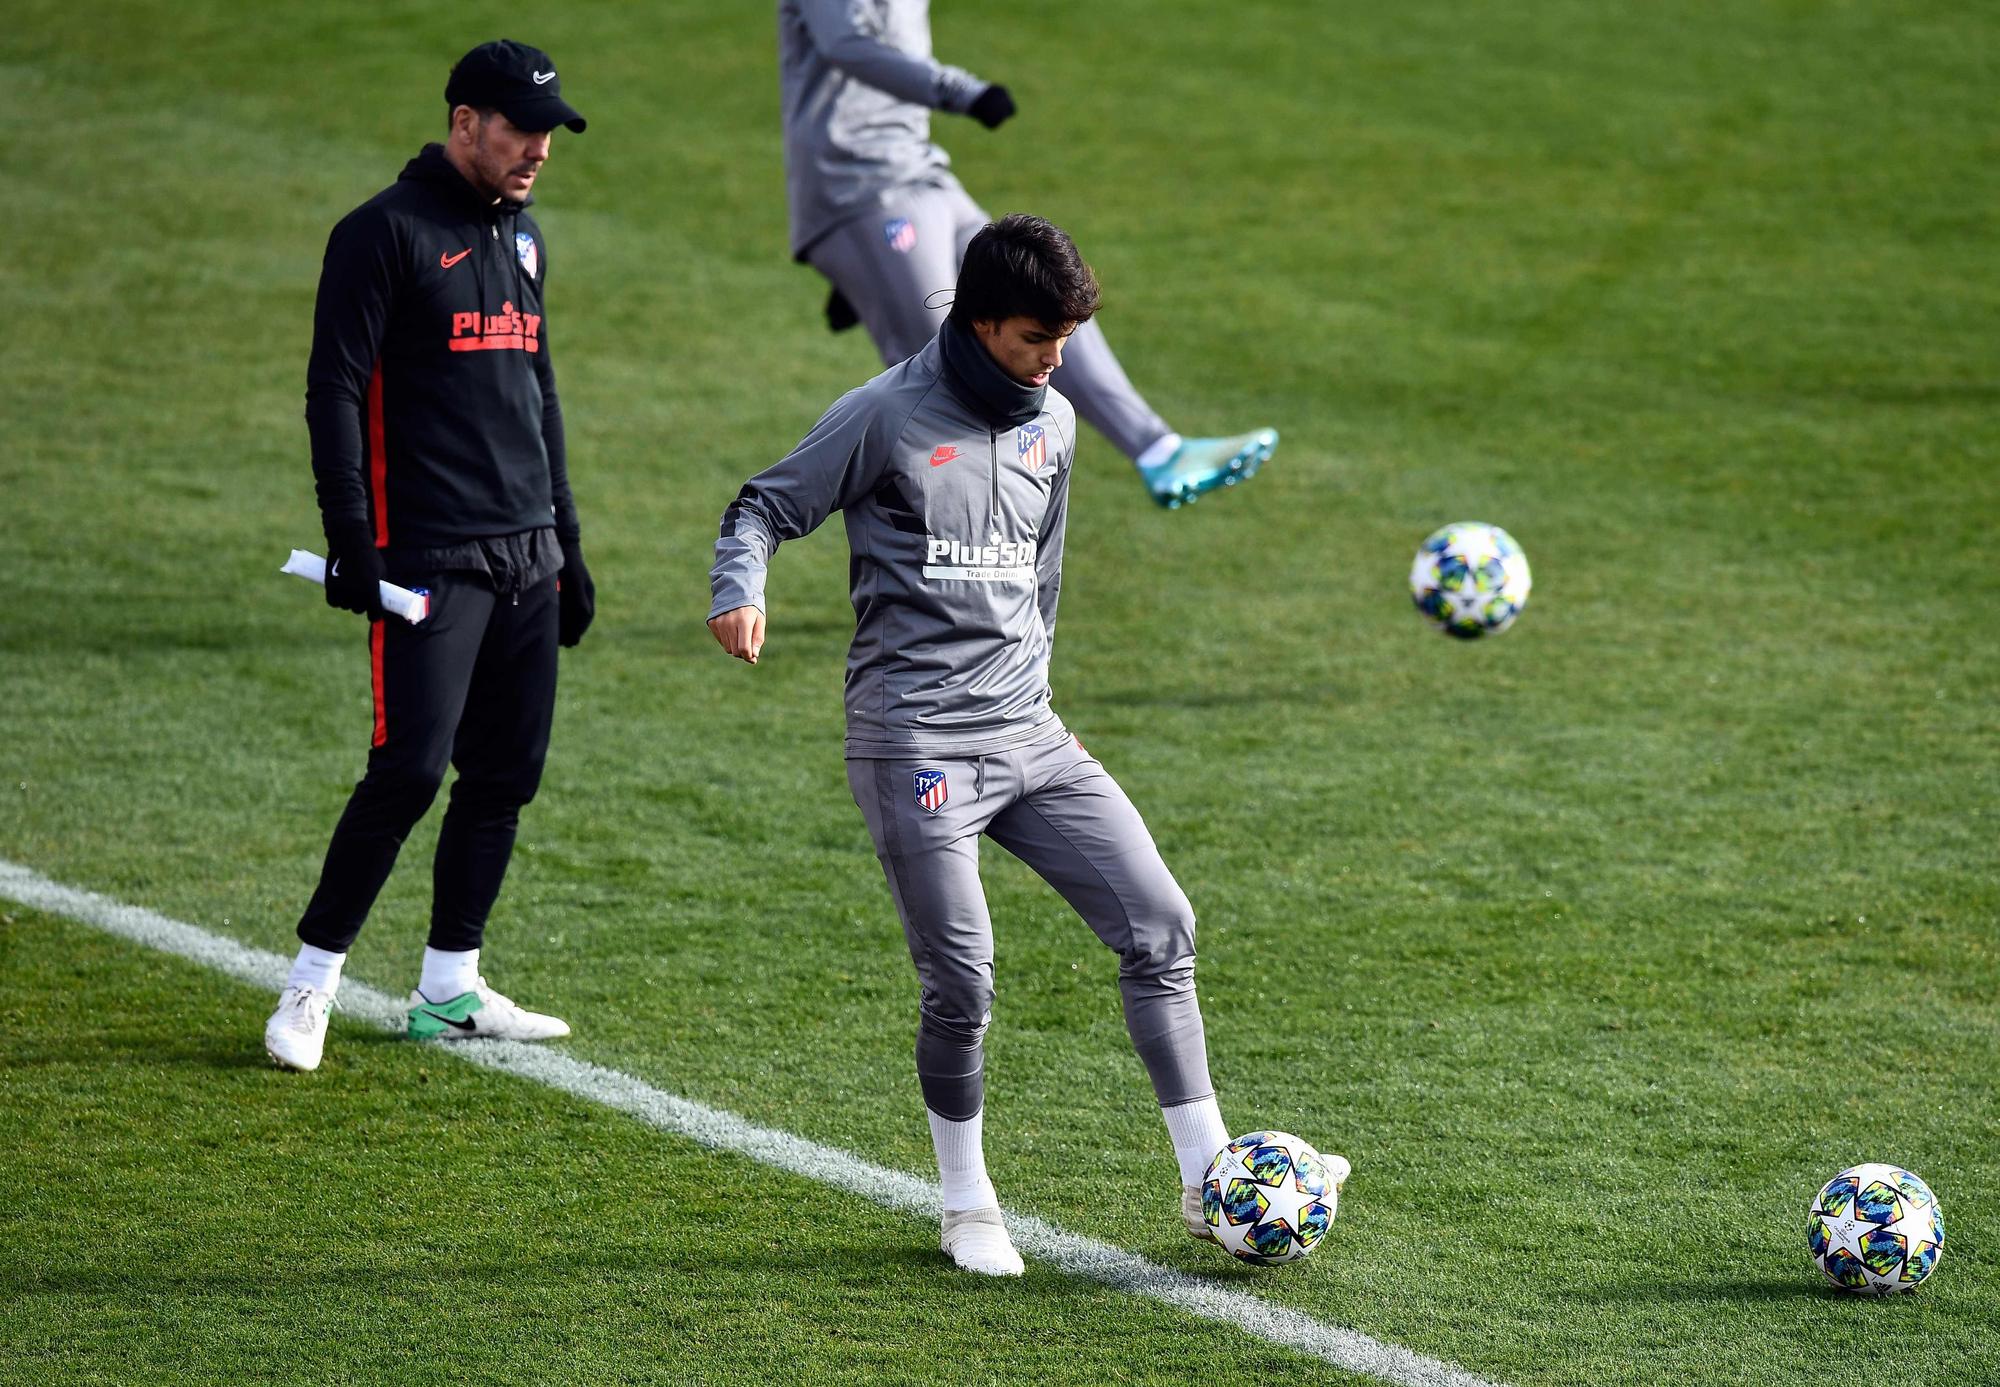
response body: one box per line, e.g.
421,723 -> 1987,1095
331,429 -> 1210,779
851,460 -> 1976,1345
1200,1130 -> 1338,1265
1409,522 -> 1532,638
1807,1163 -> 1944,1294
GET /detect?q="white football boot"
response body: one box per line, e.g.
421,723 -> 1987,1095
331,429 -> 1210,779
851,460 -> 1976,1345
1186,1151 -> 1351,1241
264,985 -> 337,1071
1182,1184 -> 1218,1242
940,1206 -> 1025,1276
406,978 -> 569,1042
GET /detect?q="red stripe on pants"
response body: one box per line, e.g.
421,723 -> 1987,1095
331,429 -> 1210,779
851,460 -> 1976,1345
370,619 -> 387,748
367,361 -> 389,546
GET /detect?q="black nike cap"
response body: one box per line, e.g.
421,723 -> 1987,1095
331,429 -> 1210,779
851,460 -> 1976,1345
445,39 -> 586,134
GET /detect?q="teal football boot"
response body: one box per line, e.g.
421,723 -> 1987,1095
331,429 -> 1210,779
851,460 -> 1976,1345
407,979 -> 569,1041
1138,427 -> 1278,509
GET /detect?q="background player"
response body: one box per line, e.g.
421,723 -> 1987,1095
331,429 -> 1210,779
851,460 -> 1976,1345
709,215 -> 1343,1274
778,0 -> 1278,509
265,40 -> 596,1072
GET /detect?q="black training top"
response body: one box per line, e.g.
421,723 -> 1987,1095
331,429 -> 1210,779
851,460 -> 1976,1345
304,143 -> 579,555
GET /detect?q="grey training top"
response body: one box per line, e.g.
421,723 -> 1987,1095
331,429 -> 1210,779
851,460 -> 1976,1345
710,336 -> 1075,758
778,0 -> 989,259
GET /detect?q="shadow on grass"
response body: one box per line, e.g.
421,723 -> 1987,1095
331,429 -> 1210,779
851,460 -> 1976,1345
4,1020 -> 460,1071
1563,1275 -> 1827,1306
2,1242 -> 1004,1301
3,1034 -> 281,1071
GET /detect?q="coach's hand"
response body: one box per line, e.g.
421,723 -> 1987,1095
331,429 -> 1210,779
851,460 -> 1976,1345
558,540 -> 596,648
323,530 -> 386,619
969,84 -> 1015,130
708,605 -> 765,665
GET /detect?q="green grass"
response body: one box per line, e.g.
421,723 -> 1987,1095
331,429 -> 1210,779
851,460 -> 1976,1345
3,0 -> 1997,1383
0,916 -> 1318,1387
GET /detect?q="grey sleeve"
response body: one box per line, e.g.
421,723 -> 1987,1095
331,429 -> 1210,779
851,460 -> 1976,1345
1036,439 -> 1072,643
796,0 -> 987,112
709,386 -> 892,620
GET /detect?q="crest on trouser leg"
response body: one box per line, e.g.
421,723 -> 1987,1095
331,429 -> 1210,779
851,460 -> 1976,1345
913,769 -> 948,814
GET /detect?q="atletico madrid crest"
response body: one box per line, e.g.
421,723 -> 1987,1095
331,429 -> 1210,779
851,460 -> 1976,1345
913,769 -> 949,814
1018,423 -> 1047,474
884,218 -> 917,254
515,232 -> 539,278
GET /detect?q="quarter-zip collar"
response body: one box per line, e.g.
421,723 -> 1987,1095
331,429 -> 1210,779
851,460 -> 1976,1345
400,144 -> 534,329
939,317 -> 1045,430
398,142 -> 533,218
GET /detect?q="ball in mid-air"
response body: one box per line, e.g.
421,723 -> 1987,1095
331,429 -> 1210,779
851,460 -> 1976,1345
1200,1130 -> 1339,1265
1410,522 -> 1531,638
1808,1163 -> 1943,1294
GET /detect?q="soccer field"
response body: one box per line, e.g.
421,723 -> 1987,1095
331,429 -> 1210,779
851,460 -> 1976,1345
3,1 -> 1996,1383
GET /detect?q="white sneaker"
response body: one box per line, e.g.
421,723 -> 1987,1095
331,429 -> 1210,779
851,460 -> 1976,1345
1183,1183 -> 1218,1241
1324,1152 -> 1353,1192
1186,1152 -> 1351,1240
940,1206 -> 1024,1276
406,977 -> 570,1042
264,985 -> 336,1071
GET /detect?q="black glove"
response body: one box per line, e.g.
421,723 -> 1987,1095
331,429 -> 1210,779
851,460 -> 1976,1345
969,84 -> 1016,130
558,540 -> 595,648
825,286 -> 860,333
323,529 -> 386,619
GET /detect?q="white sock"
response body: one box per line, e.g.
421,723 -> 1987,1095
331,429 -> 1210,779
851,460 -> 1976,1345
286,944 -> 346,995
418,946 -> 480,1003
1163,1095 -> 1231,1186
1134,432 -> 1182,471
928,1108 -> 998,1212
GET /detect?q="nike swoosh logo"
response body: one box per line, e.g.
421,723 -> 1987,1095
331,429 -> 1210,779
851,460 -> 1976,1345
929,446 -> 961,468
533,70 -> 555,85
440,249 -> 471,269
419,1010 -> 478,1033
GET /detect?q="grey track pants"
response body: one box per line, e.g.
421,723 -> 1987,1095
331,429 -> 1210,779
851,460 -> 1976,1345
805,179 -> 1172,462
847,726 -> 1214,1121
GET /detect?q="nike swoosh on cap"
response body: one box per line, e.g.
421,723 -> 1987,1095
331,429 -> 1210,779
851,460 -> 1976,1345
532,70 -> 555,85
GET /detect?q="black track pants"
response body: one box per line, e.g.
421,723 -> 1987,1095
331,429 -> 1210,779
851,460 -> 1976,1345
296,573 -> 557,954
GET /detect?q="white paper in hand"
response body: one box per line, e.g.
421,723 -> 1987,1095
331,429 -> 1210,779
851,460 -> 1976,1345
281,549 -> 430,623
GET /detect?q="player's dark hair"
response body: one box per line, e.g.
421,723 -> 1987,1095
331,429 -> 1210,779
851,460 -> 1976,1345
950,214 -> 1101,331
445,104 -> 499,133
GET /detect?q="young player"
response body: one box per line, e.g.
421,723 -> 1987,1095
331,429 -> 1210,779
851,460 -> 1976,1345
265,41 -> 594,1071
777,0 -> 1278,509
708,215 -> 1345,1273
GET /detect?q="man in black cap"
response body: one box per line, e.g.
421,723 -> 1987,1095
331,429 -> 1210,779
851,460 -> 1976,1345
265,40 -> 595,1072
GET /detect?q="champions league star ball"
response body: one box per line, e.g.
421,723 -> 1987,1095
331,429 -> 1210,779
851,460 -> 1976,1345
1409,522 -> 1532,638
1808,1163 -> 1944,1294
1200,1131 -> 1338,1266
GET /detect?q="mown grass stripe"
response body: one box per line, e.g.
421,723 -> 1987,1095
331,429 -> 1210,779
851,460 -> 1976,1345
0,857 -> 1504,1387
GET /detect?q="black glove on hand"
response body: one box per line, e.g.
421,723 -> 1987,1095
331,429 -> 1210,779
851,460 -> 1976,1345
969,84 -> 1016,130
558,541 -> 596,648
825,286 -> 860,333
323,530 -> 386,619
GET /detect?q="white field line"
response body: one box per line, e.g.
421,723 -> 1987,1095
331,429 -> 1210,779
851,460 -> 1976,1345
0,858 -> 1503,1387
